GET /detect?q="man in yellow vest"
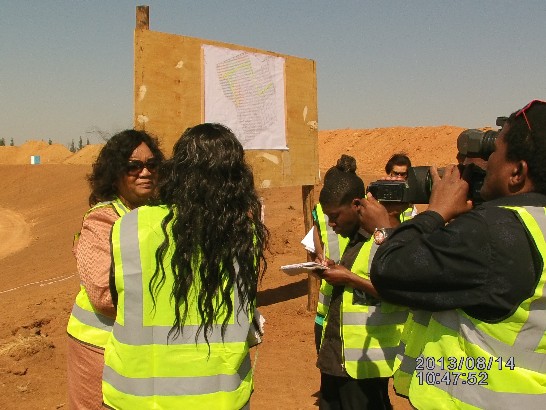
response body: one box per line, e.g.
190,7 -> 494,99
367,100 -> 546,409
315,155 -> 407,410
311,155 -> 355,355
384,153 -> 418,221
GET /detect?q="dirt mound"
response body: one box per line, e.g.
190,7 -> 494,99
0,141 -> 73,165
0,141 -> 104,166
63,144 -> 103,165
318,125 -> 465,181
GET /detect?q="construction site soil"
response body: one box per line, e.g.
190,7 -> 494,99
0,126 -> 464,409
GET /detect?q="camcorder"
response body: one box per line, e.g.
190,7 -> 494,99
366,164 -> 485,204
367,122 -> 505,204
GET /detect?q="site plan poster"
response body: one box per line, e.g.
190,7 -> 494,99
203,45 -> 288,150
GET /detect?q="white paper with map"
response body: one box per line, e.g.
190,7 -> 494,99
203,45 -> 287,150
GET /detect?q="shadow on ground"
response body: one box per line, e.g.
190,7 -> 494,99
257,278 -> 307,307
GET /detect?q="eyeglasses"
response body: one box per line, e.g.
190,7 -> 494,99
390,170 -> 408,177
126,159 -> 160,176
516,100 -> 546,132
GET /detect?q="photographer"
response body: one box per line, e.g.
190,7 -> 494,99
385,153 -> 412,179
367,100 -> 546,409
384,153 -> 418,221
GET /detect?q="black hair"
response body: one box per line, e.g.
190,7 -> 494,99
87,129 -> 164,206
504,102 -> 546,194
319,154 -> 365,207
385,153 -> 412,174
150,123 -> 269,345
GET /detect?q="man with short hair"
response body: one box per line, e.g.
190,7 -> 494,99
385,153 -> 412,179
384,153 -> 417,220
316,155 -> 407,410
366,100 -> 546,409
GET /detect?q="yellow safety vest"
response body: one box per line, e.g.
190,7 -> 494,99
103,205 -> 254,409
322,238 -> 408,378
66,198 -> 129,348
382,207 -> 423,394
399,205 -> 415,222
408,206 -> 546,409
315,203 -> 349,325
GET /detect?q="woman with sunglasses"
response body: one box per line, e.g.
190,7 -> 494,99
66,129 -> 164,410
102,123 -> 268,409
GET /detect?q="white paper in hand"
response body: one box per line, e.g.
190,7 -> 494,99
280,261 -> 327,276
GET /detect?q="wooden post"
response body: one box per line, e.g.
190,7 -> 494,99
302,185 -> 318,311
136,5 -> 149,30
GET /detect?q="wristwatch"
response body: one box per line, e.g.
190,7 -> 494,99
373,228 -> 393,245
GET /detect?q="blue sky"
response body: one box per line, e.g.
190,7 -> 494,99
1,1 -> 545,146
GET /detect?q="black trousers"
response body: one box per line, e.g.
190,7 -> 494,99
315,322 -> 323,354
319,373 -> 392,410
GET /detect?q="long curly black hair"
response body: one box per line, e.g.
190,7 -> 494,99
150,123 -> 268,344
87,129 -> 164,206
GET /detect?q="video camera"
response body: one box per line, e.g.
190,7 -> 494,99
367,122 -> 505,204
366,164 -> 485,204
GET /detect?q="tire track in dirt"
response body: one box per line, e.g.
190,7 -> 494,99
0,207 -> 31,260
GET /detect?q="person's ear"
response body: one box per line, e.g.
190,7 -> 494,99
509,160 -> 528,189
352,198 -> 361,208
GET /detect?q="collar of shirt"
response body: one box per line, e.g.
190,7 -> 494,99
349,227 -> 370,246
481,192 -> 546,208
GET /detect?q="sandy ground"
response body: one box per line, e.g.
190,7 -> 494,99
0,126 -> 463,409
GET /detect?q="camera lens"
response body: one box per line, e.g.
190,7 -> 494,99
480,130 -> 498,160
457,129 -> 484,157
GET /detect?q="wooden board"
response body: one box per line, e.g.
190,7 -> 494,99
134,28 -> 318,188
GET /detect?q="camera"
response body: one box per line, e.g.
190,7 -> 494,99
367,164 -> 486,204
366,167 -> 433,204
366,180 -> 408,202
367,128 -> 499,204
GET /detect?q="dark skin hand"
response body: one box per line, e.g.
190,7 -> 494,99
312,226 -> 380,299
310,254 -> 334,279
427,165 -> 472,222
357,193 -> 407,234
357,175 -> 409,234
314,264 -> 379,299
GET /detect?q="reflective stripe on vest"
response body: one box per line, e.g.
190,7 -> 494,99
66,198 -> 128,348
315,204 -> 350,320
392,309 -> 432,397
316,203 -> 348,263
341,240 -> 408,378
103,207 -> 253,409
399,205 -> 415,223
408,206 -> 546,410
103,356 -> 251,397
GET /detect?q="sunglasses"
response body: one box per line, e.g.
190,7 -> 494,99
126,159 -> 160,176
516,99 -> 546,132
390,170 -> 408,177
